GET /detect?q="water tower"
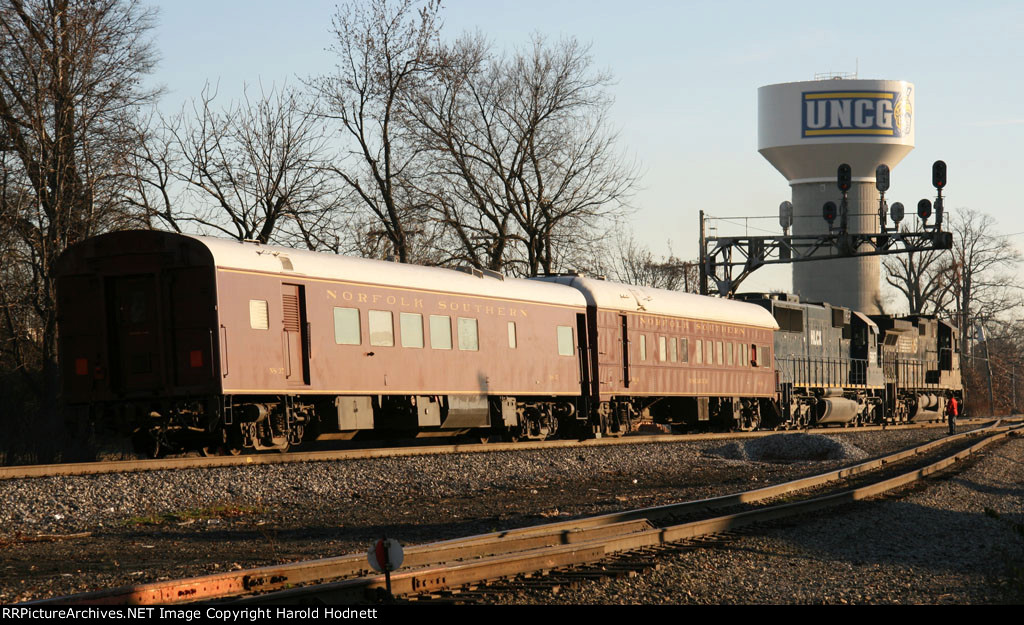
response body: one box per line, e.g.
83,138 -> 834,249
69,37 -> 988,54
758,78 -> 915,313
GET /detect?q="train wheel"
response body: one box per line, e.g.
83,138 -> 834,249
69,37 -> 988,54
503,423 -> 524,443
201,445 -> 243,456
738,413 -> 761,432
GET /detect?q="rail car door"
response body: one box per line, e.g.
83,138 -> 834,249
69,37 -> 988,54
576,313 -> 593,417
620,314 -> 630,388
169,267 -> 216,388
281,284 -> 310,386
108,275 -> 163,393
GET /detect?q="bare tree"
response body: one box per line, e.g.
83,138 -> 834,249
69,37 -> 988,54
943,209 -> 1022,355
122,110 -> 184,234
404,33 -> 518,271
600,234 -> 699,292
0,0 -> 158,460
883,210 -> 1021,358
309,0 -> 441,263
505,36 -> 638,276
408,33 -> 639,276
143,83 -> 345,248
966,319 -> 1024,416
883,226 -> 954,314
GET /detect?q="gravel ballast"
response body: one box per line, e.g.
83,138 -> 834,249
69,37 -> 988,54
503,436 -> 1024,605
0,426 -> 1019,604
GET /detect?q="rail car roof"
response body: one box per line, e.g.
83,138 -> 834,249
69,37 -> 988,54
61,231 -> 588,308
536,276 -> 780,330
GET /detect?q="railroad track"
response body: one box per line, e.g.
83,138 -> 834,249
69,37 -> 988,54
0,418 -> 999,481
26,420 -> 1020,606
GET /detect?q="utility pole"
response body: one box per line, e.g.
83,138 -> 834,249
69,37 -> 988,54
1012,363 -> 1016,413
977,322 -> 995,415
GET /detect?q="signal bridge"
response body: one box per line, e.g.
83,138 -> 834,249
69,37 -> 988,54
699,160 -> 952,297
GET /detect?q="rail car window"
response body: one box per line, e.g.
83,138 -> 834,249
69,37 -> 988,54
430,315 -> 452,350
458,317 -> 479,351
400,312 -> 424,348
557,326 -> 575,356
695,339 -> 702,364
249,300 -> 269,330
727,341 -> 734,366
680,338 -> 689,363
639,335 -> 647,361
508,321 -> 517,348
658,336 -> 667,362
716,341 -> 723,365
706,340 -> 713,365
333,307 -> 360,344
668,336 -> 677,362
750,344 -> 757,367
761,344 -> 771,367
369,310 -> 394,347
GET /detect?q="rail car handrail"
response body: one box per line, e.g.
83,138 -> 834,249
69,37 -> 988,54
882,354 -> 949,389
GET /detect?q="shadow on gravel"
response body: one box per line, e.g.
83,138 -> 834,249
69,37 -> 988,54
737,498 -> 1024,584
112,517 -> 520,550
948,475 -> 1024,501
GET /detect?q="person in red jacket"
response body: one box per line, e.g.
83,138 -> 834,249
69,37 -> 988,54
947,396 -> 959,435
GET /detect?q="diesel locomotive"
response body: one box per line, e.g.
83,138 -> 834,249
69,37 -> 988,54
54,230 -> 963,455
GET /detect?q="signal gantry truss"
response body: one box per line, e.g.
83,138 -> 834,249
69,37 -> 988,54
698,223 -> 952,297
699,160 -> 952,297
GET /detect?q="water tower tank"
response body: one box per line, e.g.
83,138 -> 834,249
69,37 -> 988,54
758,79 -> 915,313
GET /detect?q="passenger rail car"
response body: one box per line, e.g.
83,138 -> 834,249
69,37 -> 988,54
538,276 -> 778,432
56,231 -> 590,453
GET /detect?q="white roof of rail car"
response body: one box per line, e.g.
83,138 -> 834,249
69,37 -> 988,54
536,275 -> 779,330
192,234 -> 587,308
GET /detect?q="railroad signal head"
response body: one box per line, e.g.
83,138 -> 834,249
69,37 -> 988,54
779,201 -> 793,231
837,163 -> 852,192
890,202 -> 904,223
917,198 -> 932,221
932,160 -> 947,189
875,164 -> 890,193
823,201 -> 837,225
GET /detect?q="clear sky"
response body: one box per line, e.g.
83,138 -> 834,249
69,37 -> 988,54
147,0 -> 1024,298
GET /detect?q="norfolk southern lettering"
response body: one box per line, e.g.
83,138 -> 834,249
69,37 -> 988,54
802,89 -> 912,138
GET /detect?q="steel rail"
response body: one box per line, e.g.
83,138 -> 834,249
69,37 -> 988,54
26,422 -> 1015,606
245,423 -> 1022,604
0,418 -> 1002,481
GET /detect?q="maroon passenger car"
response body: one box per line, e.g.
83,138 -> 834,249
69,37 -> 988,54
539,276 -> 780,431
56,231 -> 588,453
